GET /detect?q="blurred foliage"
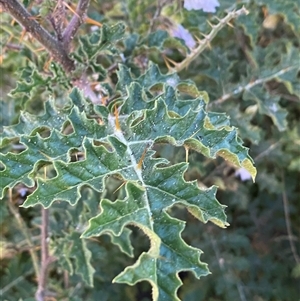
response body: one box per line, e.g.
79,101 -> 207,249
0,0 -> 299,300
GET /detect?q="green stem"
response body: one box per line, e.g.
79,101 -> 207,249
213,65 -> 298,105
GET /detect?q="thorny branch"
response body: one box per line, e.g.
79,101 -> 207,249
169,7 -> 249,73
0,0 -> 99,103
63,0 -> 90,48
0,0 -> 75,72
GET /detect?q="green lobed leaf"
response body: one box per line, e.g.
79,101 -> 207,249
68,232 -> 95,287
10,66 -> 50,97
1,64 -> 256,200
227,105 -> 262,144
116,63 -> 180,96
76,22 -> 125,59
82,181 -> 212,301
119,83 -> 207,117
243,87 -> 288,131
236,3 -> 261,47
52,232 -> 95,287
142,30 -> 169,48
0,98 -> 67,144
72,22 -> 125,78
131,30 -> 189,63
109,228 -> 134,257
17,86 -> 255,206
0,105 -> 109,198
0,62 -> 257,300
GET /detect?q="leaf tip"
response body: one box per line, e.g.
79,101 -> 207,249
241,158 -> 257,182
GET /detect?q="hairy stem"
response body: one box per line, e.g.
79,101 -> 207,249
0,0 -> 75,72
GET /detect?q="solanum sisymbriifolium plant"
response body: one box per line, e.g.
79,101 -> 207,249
2,0 -> 299,300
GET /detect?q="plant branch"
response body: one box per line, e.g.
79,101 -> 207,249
62,0 -> 90,48
254,141 -> 280,162
210,236 -> 247,301
281,173 -> 300,265
3,42 -> 23,51
171,7 -> 249,73
0,0 -> 75,72
212,65 -> 298,105
148,0 -> 168,34
0,0 -> 101,103
1,23 -> 42,55
35,207 -> 55,301
35,167 -> 55,301
0,270 -> 33,296
8,189 -> 40,280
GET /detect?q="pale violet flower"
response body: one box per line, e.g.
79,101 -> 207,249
171,24 -> 196,49
184,0 -> 220,13
235,167 -> 252,181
